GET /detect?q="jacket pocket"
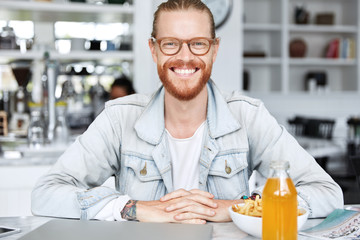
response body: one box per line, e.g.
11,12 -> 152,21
122,155 -> 164,200
208,152 -> 249,199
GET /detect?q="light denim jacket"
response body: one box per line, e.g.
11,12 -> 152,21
32,80 -> 343,220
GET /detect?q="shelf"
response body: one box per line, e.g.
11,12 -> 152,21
289,24 -> 357,33
244,57 -> 281,65
249,91 -> 360,98
244,23 -> 281,32
289,58 -> 356,66
0,1 -> 133,22
0,50 -> 133,62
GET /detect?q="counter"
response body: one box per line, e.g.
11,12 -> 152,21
0,138 -> 71,217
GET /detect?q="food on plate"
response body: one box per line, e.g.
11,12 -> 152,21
232,195 -> 304,217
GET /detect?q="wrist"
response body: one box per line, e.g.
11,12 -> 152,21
120,199 -> 138,221
135,200 -> 161,222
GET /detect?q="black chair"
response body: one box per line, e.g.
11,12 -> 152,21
349,155 -> 360,192
288,116 -> 336,171
288,116 -> 335,140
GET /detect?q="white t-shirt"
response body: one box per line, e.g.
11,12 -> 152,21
166,121 -> 205,191
95,122 -> 205,221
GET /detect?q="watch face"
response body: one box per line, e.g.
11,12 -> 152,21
202,0 -> 233,29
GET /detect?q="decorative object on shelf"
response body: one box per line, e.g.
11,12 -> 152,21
202,0 -> 233,29
27,102 -> 46,149
0,91 -> 11,123
243,51 -> 266,58
294,4 -> 309,24
315,13 -> 335,25
88,40 -> 101,51
305,71 -> 327,93
108,0 -> 127,4
119,34 -> 132,51
289,38 -> 307,58
0,111 -> 8,136
0,25 -> 17,50
325,38 -> 355,59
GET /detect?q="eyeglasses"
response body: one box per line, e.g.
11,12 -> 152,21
151,37 -> 218,56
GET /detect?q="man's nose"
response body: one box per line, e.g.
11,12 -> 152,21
175,43 -> 195,61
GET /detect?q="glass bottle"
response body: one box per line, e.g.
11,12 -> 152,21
262,160 -> 298,240
27,103 -> 46,149
53,101 -> 69,146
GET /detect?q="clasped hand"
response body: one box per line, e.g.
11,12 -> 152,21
136,189 -> 241,224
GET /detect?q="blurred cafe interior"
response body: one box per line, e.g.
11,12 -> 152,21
0,0 -> 360,218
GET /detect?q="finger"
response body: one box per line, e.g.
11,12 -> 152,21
160,188 -> 190,202
180,219 -> 206,224
186,194 -> 218,208
189,189 -> 214,199
170,204 -> 216,217
174,212 -> 213,222
166,197 -> 217,212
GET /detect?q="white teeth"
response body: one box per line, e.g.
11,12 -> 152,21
174,68 -> 196,74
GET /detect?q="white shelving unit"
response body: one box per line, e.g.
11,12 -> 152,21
242,0 -> 360,95
0,1 -> 134,62
0,0 -> 155,93
0,1 -> 134,24
0,49 -> 134,61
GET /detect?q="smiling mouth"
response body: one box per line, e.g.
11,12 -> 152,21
170,67 -> 200,75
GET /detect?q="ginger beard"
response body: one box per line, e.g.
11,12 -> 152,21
158,58 -> 212,101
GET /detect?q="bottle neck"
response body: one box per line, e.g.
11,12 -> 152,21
268,161 -> 291,179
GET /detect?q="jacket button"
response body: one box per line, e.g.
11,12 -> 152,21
140,163 -> 147,176
225,160 -> 231,174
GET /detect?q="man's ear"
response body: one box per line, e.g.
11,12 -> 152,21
148,39 -> 158,63
212,38 -> 220,63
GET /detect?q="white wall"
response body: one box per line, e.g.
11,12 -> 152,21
209,0 -> 242,92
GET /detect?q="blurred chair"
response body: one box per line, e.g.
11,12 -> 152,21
346,117 -> 360,192
288,116 -> 335,140
349,155 -> 360,192
288,116 -> 336,171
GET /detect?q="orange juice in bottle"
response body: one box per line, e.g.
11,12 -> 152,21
262,160 -> 298,240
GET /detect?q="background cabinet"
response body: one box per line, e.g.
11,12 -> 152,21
243,0 -> 360,94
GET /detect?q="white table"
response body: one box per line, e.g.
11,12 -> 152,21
0,216 -> 325,240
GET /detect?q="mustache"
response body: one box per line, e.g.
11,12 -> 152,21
164,59 -> 204,69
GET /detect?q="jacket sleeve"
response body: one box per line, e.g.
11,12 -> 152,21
31,108 -> 122,219
245,101 -> 344,218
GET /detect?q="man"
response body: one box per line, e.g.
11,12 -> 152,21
109,75 -> 136,100
32,0 -> 343,223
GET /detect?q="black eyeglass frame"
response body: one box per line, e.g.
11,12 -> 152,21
151,37 -> 219,56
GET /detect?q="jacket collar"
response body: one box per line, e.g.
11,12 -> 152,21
134,80 -> 241,145
206,80 -> 241,138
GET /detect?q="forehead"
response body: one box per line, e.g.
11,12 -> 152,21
156,10 -> 212,39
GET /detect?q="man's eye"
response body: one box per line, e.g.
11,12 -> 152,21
162,41 -> 178,48
191,41 -> 207,48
